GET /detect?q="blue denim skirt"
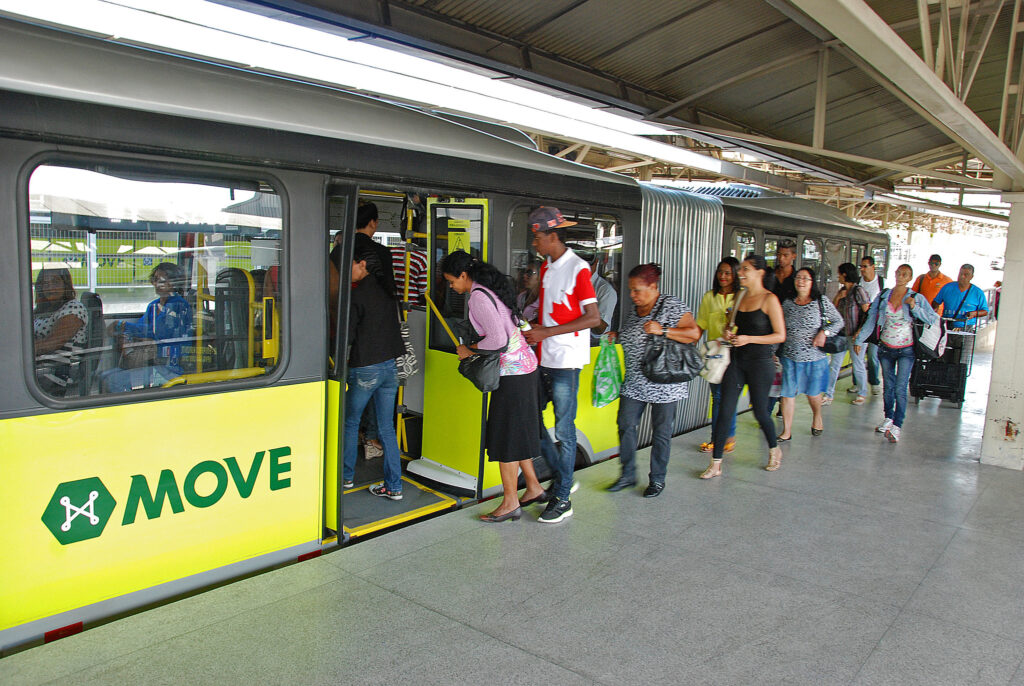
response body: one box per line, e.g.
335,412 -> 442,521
780,356 -> 830,398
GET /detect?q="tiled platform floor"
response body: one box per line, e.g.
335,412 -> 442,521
6,340 -> 1023,685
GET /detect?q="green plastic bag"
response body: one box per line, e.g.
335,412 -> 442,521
592,335 -> 623,408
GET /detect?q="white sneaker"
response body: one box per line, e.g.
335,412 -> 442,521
876,418 -> 893,434
871,385 -> 881,395
885,425 -> 901,443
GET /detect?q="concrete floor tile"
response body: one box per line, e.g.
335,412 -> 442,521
851,609 -> 1024,686
905,529 -> 1024,642
42,573 -> 595,686
0,557 -> 347,686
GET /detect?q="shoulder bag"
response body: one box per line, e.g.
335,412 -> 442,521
700,288 -> 745,385
641,296 -> 702,384
915,290 -> 962,359
816,297 -> 847,354
424,288 -> 507,393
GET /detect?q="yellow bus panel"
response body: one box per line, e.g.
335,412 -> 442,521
0,382 -> 325,632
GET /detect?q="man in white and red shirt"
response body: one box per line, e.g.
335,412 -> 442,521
523,207 -> 600,523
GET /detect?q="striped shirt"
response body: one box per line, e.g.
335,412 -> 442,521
390,246 -> 428,300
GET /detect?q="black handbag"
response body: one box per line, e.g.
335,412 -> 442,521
816,297 -> 848,354
455,288 -> 508,393
641,296 -> 702,384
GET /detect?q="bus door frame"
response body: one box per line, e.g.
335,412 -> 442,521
325,183 -> 358,541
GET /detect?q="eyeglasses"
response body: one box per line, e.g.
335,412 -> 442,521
794,276 -> 813,282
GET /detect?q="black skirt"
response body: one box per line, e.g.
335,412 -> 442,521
486,369 -> 542,463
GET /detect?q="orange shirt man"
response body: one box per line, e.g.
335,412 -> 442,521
912,254 -> 952,313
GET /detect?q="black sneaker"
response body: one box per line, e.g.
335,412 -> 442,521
368,483 -> 403,501
538,498 -> 573,523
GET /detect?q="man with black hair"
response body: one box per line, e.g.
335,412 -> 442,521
772,239 -> 797,301
913,254 -> 952,312
524,207 -> 600,523
354,202 -> 397,297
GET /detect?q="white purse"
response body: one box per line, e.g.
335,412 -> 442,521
699,287 -> 745,385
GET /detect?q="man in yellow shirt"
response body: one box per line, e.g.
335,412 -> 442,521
912,254 -> 953,313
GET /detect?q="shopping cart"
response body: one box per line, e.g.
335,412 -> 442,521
910,320 -> 976,409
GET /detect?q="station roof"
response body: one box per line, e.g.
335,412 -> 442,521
263,0 -> 1024,191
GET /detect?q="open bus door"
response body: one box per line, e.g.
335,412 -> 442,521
407,197 -> 500,498
325,188 -> 456,541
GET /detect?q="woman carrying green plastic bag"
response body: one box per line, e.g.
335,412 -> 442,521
592,334 -> 622,408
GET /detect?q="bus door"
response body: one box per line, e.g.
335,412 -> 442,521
407,197 -> 496,498
326,188 -> 456,540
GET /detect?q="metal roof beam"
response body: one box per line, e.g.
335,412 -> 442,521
657,120 -> 996,188
962,0 -> 1007,100
998,0 -> 1023,140
785,0 -> 1024,190
649,48 -> 820,120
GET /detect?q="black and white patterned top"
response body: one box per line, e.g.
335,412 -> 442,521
33,299 -> 89,363
781,297 -> 844,362
620,294 -> 691,403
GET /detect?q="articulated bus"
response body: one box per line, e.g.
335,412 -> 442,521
0,20 -> 888,652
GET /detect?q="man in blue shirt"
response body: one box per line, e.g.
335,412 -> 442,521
931,264 -> 989,329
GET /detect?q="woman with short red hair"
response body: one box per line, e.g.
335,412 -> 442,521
606,263 -> 700,498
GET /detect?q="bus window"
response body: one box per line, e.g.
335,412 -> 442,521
427,197 -> 487,351
763,236 -> 780,268
823,238 -> 848,298
509,206 -> 622,342
851,243 -> 866,267
801,238 -> 823,279
871,246 -> 888,276
28,163 -> 283,399
728,229 -> 756,262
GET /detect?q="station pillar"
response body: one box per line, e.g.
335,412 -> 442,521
981,193 -> 1024,469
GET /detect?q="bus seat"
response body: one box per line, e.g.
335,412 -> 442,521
214,267 -> 254,370
76,291 -> 105,396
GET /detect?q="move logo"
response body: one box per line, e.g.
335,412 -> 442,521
42,447 -> 292,546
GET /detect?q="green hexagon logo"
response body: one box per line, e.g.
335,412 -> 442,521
42,477 -> 117,545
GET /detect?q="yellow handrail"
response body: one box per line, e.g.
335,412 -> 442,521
162,366 -> 266,388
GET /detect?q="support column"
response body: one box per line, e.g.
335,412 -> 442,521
981,193 -> 1024,469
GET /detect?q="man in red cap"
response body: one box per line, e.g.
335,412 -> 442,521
524,206 -> 600,523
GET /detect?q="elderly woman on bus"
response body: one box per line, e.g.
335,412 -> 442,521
33,267 -> 89,395
100,262 -> 193,393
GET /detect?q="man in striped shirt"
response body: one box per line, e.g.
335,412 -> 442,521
390,245 -> 428,302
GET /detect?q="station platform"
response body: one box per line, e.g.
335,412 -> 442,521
6,335 -> 1024,685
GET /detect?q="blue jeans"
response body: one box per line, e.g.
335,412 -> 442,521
343,359 -> 401,492
877,345 -> 915,428
709,383 -> 736,439
826,337 -> 867,397
538,366 -> 580,501
617,396 -> 677,484
866,343 -> 881,386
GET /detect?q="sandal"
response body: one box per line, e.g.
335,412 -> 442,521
700,459 -> 722,479
723,438 -> 736,453
698,441 -> 714,453
851,396 -> 866,405
765,446 -> 782,471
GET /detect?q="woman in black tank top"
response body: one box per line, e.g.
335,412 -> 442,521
702,255 -> 787,478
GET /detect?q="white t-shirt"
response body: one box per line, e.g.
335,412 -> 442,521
538,248 -> 597,369
861,274 -> 881,301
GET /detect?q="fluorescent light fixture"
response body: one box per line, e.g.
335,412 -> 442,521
0,0 -> 722,174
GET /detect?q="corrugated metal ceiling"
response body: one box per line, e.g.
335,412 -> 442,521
261,0 -> 1020,187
